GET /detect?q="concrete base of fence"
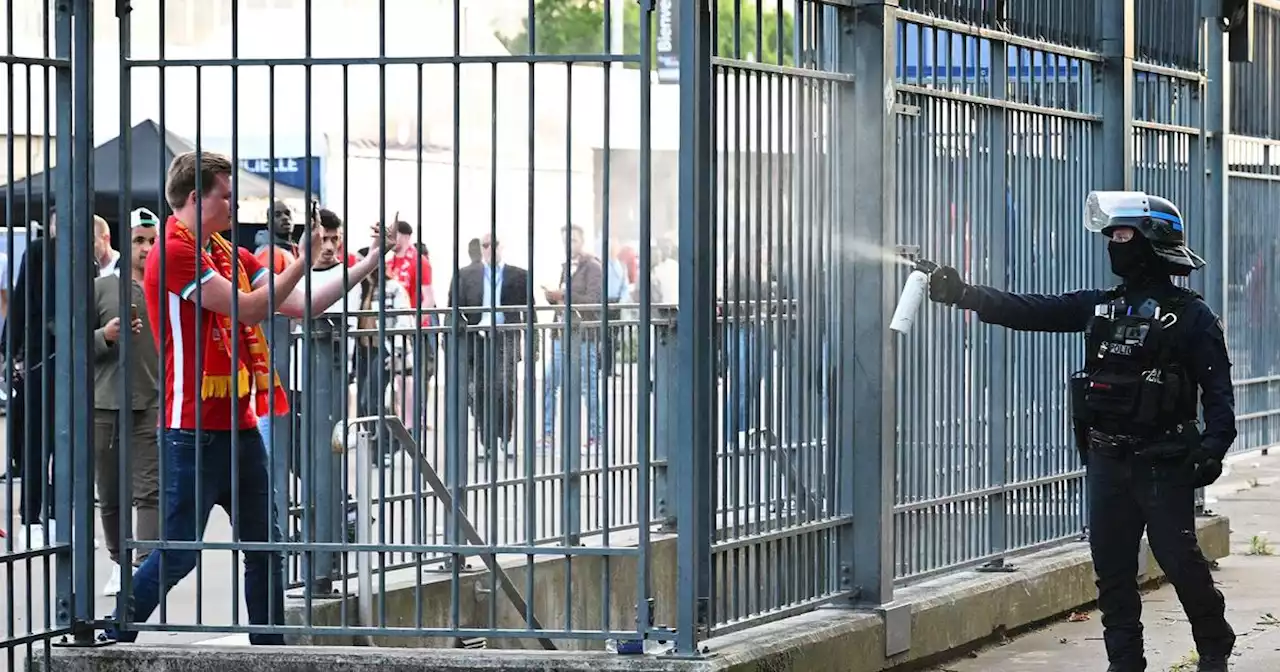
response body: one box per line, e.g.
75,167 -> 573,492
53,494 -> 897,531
37,514 -> 1229,672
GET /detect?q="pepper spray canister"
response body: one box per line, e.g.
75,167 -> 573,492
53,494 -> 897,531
889,258 -> 939,335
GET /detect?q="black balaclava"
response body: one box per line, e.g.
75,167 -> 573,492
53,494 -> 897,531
1108,235 -> 1166,285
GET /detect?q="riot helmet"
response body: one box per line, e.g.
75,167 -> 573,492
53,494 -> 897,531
1084,191 -> 1206,276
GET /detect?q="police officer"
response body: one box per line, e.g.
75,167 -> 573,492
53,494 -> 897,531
928,191 -> 1236,672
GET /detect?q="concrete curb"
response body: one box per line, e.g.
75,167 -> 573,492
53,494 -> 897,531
35,514 -> 1230,672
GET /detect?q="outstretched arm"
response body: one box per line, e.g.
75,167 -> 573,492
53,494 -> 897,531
272,252 -> 380,319
958,285 -> 1109,333
930,265 -> 1107,333
263,224 -> 386,319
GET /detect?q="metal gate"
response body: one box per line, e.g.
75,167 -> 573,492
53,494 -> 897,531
100,0 -> 669,653
1,0 -> 99,669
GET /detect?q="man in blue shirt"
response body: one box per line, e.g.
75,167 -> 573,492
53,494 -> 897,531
449,233 -> 529,459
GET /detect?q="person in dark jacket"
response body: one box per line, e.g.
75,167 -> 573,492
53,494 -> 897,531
928,191 -> 1235,672
541,225 -> 604,450
8,211 -> 57,550
450,233 -> 529,460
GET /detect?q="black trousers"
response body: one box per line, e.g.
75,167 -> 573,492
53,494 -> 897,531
14,363 -> 55,524
1087,446 -> 1235,668
468,335 -> 517,453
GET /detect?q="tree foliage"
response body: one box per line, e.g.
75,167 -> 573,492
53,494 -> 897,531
498,0 -> 796,66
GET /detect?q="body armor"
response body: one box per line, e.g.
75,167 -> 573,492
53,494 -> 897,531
1070,287 -> 1200,457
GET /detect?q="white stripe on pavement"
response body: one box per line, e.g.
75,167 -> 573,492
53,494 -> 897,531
194,634 -> 250,646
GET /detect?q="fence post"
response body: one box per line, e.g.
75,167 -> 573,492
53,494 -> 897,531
562,329 -> 582,545
983,9 -> 1011,572
266,317 -> 294,550
653,323 -> 676,530
1200,1 -> 1230,513
1085,0 -> 1137,534
443,326 -> 469,555
842,0 -> 897,611
1095,0 -> 1137,293
674,0 -> 715,656
56,0 -> 98,643
1096,0 -> 1137,268
301,318 -> 345,593
1203,4 -> 1229,351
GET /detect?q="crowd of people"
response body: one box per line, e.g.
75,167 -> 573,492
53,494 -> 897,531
2,149 -> 675,643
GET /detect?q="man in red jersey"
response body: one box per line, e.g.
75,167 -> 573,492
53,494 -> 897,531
383,220 -> 436,431
103,151 -> 385,645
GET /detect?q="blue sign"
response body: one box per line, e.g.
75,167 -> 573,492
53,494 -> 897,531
240,156 -> 323,198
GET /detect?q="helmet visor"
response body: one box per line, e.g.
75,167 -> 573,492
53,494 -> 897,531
1084,191 -> 1151,233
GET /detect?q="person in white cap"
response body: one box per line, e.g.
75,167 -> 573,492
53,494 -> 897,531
91,207 -> 160,596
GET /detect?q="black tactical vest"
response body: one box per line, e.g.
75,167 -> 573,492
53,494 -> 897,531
1070,286 -> 1199,435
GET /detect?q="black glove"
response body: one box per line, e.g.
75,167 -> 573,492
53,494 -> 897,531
928,265 -> 968,305
1185,448 -> 1225,488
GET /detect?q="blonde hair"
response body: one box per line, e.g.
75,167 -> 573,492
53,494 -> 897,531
93,215 -> 109,238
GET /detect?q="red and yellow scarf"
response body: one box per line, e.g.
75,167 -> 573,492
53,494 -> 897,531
171,217 -> 290,417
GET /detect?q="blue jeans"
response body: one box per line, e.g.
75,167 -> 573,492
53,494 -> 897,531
107,428 -> 286,645
723,325 -> 769,440
257,415 -> 293,546
542,336 -> 601,442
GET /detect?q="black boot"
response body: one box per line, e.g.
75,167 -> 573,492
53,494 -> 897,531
1197,654 -> 1229,671
1107,659 -> 1147,672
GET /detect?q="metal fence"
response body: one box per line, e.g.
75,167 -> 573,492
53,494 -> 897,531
1227,2 -> 1280,455
3,0 -> 1280,668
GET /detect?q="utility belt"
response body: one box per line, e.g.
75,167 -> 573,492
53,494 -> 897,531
1085,423 -> 1199,460
1069,368 -> 1197,464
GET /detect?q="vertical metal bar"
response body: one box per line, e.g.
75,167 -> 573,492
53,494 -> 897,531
1203,2 -> 1228,320
115,0 -> 136,621
1201,2 -> 1228,512
227,0 -> 243,631
675,0 -> 715,655
1096,1 -> 1136,287
844,0 -> 897,607
2,9 -> 16,668
52,0 -> 84,639
1097,6 -> 1137,180
521,0 -> 538,634
152,0 -> 169,628
986,29 -> 1010,565
637,0 -> 656,637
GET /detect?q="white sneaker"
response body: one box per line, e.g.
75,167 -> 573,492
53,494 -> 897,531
102,564 -> 122,597
28,520 -> 100,549
17,523 -> 45,551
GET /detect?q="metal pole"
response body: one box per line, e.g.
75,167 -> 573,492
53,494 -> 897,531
305,317 -> 343,593
269,317 -> 293,551
984,16 -> 1011,570
56,0 -> 97,643
844,0 -> 899,608
1095,0 -> 1137,285
653,324 -> 675,530
674,0 -> 714,656
1200,1 -> 1230,512
353,425 -> 374,641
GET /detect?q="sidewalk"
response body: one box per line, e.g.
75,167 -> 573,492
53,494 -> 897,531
929,451 -> 1280,672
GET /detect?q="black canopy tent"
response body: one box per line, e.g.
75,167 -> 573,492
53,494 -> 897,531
0,119 -> 307,236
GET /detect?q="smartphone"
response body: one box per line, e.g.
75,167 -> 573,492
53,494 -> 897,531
310,199 -> 320,221
130,304 -> 140,322
385,211 -> 400,245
